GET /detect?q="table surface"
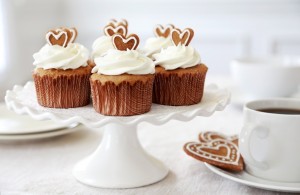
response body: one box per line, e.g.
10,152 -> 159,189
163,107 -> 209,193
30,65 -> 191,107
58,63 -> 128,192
0,76 -> 290,195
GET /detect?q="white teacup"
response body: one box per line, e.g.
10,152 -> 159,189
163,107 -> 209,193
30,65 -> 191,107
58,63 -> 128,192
239,99 -> 300,182
230,57 -> 300,99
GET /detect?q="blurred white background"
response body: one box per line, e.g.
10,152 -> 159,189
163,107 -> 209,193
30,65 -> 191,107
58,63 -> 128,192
0,0 -> 300,100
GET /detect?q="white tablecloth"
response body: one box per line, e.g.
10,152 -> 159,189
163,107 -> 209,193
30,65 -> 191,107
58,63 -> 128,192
0,77 -> 286,195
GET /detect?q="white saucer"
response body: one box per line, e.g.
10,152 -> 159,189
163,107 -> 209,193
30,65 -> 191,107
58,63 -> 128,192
205,163 -> 300,193
0,103 -> 72,135
0,124 -> 81,141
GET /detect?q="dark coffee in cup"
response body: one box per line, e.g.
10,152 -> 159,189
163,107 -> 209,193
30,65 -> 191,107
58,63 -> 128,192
257,108 -> 300,115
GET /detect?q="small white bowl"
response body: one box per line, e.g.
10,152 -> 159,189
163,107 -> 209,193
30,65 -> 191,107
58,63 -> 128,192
230,57 -> 300,99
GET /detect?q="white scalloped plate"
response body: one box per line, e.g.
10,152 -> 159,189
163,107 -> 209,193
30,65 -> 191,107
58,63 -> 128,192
5,81 -> 230,128
0,103 -> 75,135
0,124 -> 81,141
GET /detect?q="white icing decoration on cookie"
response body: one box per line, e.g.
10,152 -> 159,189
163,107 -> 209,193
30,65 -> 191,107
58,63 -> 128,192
171,28 -> 191,46
200,132 -> 238,142
185,139 -> 241,166
112,34 -> 138,50
109,19 -> 128,27
154,24 -> 174,38
68,28 -> 76,43
104,25 -> 127,37
46,31 -> 68,47
56,28 -> 77,44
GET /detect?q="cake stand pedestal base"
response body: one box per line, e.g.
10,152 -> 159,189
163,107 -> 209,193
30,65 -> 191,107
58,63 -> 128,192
73,123 -> 169,188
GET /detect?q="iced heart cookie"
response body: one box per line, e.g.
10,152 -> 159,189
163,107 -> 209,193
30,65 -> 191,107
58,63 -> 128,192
46,27 -> 77,47
154,24 -> 175,38
108,19 -> 128,27
171,28 -> 194,46
112,34 -> 139,51
184,139 -> 244,171
62,28 -> 77,44
104,23 -> 127,37
199,131 -> 239,146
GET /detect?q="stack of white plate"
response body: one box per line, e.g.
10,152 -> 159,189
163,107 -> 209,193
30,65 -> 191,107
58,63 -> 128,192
0,103 -> 80,141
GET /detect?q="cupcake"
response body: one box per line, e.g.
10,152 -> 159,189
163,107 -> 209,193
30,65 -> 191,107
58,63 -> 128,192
33,27 -> 92,108
140,24 -> 174,59
90,33 -> 155,116
91,19 -> 128,60
152,27 -> 208,106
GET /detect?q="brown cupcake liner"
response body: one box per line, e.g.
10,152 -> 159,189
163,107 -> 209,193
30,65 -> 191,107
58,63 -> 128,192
33,74 -> 91,108
153,69 -> 207,106
90,79 -> 154,116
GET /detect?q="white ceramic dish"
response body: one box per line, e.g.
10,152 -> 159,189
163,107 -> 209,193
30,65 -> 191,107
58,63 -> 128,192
5,81 -> 230,189
205,163 -> 300,193
0,103 -> 73,135
230,57 -> 300,99
0,124 -> 80,141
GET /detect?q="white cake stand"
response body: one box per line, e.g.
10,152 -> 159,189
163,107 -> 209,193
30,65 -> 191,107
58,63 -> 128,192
5,81 -> 230,189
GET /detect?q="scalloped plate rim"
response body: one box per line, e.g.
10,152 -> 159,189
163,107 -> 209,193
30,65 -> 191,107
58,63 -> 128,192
5,81 -> 230,128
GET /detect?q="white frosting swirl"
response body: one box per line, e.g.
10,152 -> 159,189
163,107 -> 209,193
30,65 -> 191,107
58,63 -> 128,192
33,43 -> 89,70
153,45 -> 201,70
92,49 -> 155,75
91,36 -> 114,59
140,37 -> 173,58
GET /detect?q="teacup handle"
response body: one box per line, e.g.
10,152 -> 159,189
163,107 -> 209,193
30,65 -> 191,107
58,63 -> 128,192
240,124 -> 269,170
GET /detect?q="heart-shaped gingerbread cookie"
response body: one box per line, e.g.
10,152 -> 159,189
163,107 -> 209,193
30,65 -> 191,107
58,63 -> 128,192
112,34 -> 139,51
171,28 -> 194,46
199,131 -> 239,146
154,24 -> 175,38
184,139 -> 244,171
46,30 -> 67,47
62,27 -> 77,45
104,24 -> 127,37
108,19 -> 128,27
46,27 -> 77,47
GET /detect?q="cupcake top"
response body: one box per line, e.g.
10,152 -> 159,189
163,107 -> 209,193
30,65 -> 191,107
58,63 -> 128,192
92,33 -> 155,75
153,27 -> 201,70
91,19 -> 128,59
141,24 -> 175,58
91,36 -> 114,59
153,45 -> 200,70
33,27 -> 89,70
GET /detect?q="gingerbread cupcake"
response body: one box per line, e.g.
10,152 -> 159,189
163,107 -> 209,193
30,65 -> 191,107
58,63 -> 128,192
140,24 -> 174,59
90,33 -> 155,116
91,19 -> 128,60
33,27 -> 92,108
152,27 -> 208,106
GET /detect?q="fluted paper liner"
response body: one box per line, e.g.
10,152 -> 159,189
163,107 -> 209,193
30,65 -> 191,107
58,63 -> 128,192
153,65 -> 208,106
33,74 -> 91,108
91,78 -> 154,116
